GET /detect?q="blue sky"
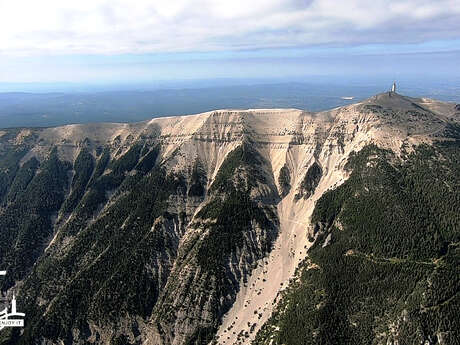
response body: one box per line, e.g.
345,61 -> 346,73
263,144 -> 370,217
0,0 -> 459,84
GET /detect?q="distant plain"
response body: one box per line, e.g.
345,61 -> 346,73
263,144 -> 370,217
1,80 -> 459,128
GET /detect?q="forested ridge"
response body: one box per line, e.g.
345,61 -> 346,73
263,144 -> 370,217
254,142 -> 460,345
154,142 -> 279,345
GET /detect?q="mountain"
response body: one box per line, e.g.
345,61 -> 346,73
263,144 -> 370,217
0,92 -> 458,345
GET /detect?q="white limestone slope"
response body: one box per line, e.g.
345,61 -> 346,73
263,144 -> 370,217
213,103 -> 381,345
211,92 -> 458,345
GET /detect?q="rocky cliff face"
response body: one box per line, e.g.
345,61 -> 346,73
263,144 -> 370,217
0,93 -> 458,345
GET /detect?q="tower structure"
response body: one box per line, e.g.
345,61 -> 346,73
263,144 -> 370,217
391,82 -> 396,93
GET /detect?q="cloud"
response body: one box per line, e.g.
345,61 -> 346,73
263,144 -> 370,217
0,0 -> 459,56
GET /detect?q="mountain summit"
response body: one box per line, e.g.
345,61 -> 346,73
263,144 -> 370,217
0,94 -> 459,345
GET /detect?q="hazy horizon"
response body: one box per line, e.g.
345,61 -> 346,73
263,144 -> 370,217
1,79 -> 459,128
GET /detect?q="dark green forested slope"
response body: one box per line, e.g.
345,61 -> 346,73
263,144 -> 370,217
154,143 -> 279,345
196,143 -> 277,275
254,142 -> 460,345
1,143 -> 187,344
0,148 -> 71,290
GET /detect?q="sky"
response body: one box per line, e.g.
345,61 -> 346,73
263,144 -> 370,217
0,0 -> 459,85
